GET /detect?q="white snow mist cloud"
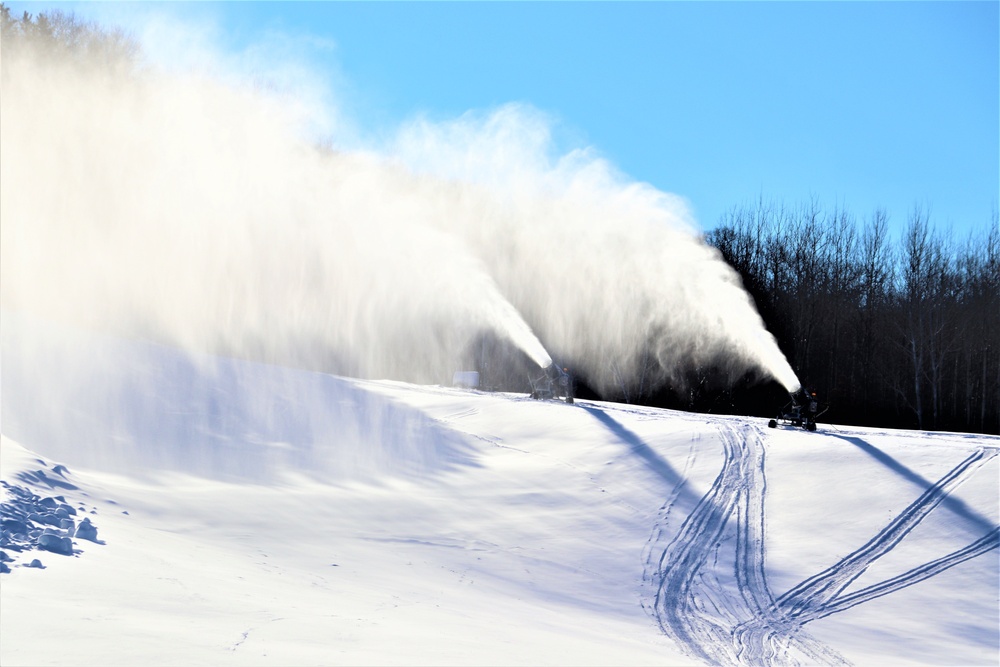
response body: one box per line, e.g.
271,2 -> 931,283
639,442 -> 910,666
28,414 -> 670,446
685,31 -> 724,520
0,22 -> 799,398
387,107 -> 800,393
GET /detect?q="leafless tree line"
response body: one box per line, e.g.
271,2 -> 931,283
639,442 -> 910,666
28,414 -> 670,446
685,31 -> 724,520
0,5 -> 138,75
708,199 -> 999,434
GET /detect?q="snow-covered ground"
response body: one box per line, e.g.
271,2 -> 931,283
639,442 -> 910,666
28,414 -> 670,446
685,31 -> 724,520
1,319 -> 998,666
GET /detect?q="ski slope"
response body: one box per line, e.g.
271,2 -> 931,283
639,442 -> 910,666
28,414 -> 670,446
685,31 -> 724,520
1,320 -> 998,666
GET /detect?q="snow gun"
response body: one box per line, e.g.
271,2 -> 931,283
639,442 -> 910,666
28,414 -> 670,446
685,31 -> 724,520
768,387 -> 828,432
529,364 -> 575,404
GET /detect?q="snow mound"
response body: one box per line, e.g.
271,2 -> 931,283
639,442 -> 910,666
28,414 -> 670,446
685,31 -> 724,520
0,448 -> 104,571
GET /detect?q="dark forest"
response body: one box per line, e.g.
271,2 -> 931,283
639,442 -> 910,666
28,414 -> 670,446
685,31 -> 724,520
699,199 -> 998,434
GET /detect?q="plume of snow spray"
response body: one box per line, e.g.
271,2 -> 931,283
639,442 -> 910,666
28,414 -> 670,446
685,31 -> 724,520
389,108 -> 801,394
0,47 -> 551,383
1,17 -> 796,405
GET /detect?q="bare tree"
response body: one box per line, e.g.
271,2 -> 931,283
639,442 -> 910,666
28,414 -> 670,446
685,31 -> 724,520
854,209 -> 893,421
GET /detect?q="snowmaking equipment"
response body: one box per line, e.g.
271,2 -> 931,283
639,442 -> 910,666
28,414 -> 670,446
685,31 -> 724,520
768,387 -> 827,431
529,364 -> 575,404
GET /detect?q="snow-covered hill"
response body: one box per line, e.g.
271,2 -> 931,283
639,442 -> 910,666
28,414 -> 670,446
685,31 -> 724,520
1,320 -> 998,666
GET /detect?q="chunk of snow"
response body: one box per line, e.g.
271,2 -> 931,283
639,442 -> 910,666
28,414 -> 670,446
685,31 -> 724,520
74,519 -> 99,543
37,533 -> 73,556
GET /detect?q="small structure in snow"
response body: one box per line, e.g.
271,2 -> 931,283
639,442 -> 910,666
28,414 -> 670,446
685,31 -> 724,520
452,371 -> 480,389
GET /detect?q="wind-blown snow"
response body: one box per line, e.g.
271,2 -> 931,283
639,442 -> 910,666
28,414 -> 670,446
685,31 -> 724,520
1,321 -> 996,666
1,28 -> 796,395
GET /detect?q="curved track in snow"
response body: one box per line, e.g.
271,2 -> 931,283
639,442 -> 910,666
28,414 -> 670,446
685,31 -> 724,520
644,422 -> 999,667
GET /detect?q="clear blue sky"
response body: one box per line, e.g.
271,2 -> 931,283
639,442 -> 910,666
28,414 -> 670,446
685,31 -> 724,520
9,1 -> 999,237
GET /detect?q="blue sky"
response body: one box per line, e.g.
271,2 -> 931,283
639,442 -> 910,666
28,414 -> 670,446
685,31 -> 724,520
9,1 -> 999,237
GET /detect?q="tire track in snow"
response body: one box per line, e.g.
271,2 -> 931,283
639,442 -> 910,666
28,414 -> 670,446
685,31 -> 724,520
649,427 -> 741,665
775,448 -> 995,622
645,423 -> 834,665
645,424 -> 998,666
640,433 -> 699,617
804,526 -> 999,623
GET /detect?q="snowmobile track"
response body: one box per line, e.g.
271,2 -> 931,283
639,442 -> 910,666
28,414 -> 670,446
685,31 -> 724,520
775,447 -> 995,623
644,424 -> 999,667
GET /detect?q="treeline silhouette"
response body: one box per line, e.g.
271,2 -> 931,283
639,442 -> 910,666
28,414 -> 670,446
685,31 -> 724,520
705,199 -> 999,434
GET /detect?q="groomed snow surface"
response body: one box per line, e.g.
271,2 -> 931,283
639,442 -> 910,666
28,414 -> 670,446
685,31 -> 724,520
1,320 -> 998,666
